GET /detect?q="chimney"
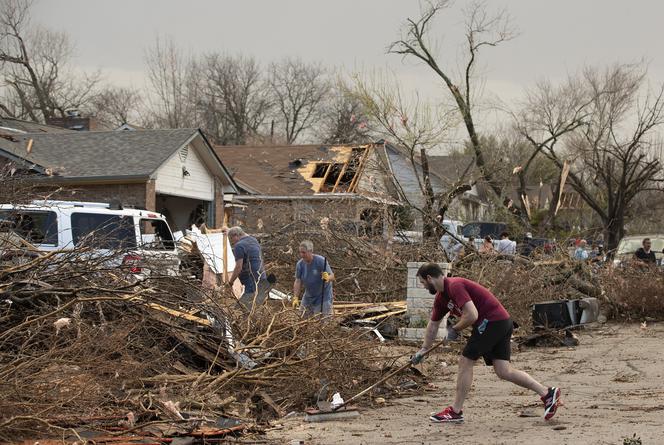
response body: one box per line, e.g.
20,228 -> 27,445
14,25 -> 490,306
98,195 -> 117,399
46,111 -> 98,131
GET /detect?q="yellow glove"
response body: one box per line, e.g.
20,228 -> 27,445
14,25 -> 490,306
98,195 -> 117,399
292,296 -> 299,308
321,271 -> 330,282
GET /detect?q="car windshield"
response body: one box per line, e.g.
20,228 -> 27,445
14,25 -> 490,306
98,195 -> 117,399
617,237 -> 664,254
462,222 -> 506,239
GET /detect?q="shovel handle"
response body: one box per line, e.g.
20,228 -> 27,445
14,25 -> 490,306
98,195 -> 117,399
332,338 -> 447,411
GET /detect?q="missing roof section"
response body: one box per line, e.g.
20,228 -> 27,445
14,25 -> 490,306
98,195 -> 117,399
320,163 -> 344,192
315,146 -> 369,193
312,163 -> 330,178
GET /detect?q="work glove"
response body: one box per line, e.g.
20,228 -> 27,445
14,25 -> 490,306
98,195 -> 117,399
445,326 -> 460,341
292,296 -> 299,308
321,271 -> 331,282
410,348 -> 427,365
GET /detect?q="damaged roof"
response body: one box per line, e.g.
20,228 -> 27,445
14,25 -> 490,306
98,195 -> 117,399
215,144 -> 364,195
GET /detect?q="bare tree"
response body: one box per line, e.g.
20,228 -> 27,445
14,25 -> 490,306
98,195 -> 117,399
0,0 -> 100,121
350,73 -> 466,238
144,37 -> 201,129
318,79 -> 371,144
524,64 -> 664,250
268,57 -> 329,144
514,76 -> 590,227
389,1 -> 516,209
91,86 -> 143,127
201,53 -> 271,145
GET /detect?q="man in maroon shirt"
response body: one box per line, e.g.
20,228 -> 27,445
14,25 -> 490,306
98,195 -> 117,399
411,263 -> 561,423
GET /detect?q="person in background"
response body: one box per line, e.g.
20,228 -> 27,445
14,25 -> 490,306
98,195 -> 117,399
464,236 -> 476,256
496,232 -> 516,255
634,238 -> 656,265
480,236 -> 495,254
227,226 -> 270,309
520,232 -> 536,257
574,239 -> 589,261
293,240 -> 334,317
589,243 -> 605,263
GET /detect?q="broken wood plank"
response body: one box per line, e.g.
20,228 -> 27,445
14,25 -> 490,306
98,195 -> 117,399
353,309 -> 407,323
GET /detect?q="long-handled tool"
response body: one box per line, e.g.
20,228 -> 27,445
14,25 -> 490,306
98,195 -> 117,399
304,338 -> 447,422
319,256 -> 327,314
332,338 -> 447,411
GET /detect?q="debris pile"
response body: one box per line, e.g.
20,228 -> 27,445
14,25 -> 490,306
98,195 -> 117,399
600,265 -> 664,320
260,220 -> 446,303
453,253 -> 603,331
0,243 -> 423,441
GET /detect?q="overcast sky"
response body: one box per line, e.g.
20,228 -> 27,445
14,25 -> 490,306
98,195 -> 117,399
31,0 -> 664,132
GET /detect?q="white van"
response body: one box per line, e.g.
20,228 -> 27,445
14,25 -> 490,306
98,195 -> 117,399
0,200 -> 180,276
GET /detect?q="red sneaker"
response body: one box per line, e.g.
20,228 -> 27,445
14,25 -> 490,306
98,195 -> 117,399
541,387 -> 562,420
430,406 -> 464,423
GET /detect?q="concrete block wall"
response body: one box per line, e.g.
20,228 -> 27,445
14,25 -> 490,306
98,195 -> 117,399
405,261 -> 451,327
399,261 -> 451,342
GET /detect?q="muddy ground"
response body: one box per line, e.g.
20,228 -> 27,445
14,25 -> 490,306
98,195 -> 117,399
267,322 -> 662,445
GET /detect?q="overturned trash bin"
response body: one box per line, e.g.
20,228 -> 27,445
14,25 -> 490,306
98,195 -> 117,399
532,297 -> 599,329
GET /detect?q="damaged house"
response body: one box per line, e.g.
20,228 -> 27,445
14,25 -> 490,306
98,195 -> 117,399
0,122 -> 238,231
216,141 -> 490,235
215,143 -> 398,235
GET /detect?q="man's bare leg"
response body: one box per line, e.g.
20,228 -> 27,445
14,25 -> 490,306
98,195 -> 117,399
492,359 -> 547,397
452,356 -> 476,412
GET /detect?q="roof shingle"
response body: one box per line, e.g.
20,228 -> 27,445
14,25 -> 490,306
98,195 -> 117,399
8,129 -> 199,179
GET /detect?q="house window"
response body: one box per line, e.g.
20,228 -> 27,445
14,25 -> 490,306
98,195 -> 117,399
312,163 -> 330,178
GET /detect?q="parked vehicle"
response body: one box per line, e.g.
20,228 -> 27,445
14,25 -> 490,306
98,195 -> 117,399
518,236 -> 558,256
461,221 -> 507,250
613,234 -> 664,267
0,200 -> 179,276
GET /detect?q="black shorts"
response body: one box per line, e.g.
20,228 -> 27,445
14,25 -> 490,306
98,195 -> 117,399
462,318 -> 513,365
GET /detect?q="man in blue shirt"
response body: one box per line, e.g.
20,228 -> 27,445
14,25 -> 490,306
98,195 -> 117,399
574,239 -> 589,261
227,226 -> 269,309
293,240 -> 334,316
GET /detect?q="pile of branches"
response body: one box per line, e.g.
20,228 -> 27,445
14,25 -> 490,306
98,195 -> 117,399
260,219 -> 446,303
599,265 -> 664,321
0,243 -> 417,441
452,252 -> 602,330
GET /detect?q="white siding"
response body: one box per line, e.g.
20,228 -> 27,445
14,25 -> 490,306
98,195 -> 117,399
155,143 -> 214,201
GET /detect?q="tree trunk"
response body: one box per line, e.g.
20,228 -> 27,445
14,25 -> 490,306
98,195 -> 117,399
605,213 -> 624,253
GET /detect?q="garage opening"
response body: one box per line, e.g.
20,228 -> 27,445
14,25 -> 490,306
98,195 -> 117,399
155,194 -> 213,232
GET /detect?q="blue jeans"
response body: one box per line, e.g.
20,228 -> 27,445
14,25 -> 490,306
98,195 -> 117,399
301,294 -> 333,317
239,278 -> 271,310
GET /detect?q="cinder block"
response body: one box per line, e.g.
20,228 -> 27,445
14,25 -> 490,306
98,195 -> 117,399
408,288 -> 433,300
398,327 -> 445,342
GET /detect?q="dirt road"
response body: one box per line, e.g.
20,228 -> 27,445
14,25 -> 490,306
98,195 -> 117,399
268,322 -> 662,444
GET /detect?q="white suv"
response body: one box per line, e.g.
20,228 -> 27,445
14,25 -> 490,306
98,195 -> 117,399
0,200 -> 180,276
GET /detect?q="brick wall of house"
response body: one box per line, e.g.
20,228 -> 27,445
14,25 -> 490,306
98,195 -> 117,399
47,183 -> 148,208
233,198 -> 386,234
214,181 -> 224,229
